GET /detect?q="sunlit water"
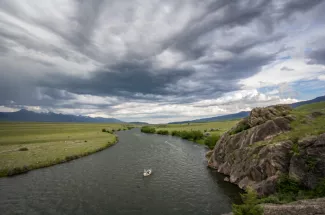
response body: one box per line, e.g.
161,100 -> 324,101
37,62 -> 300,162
0,128 -> 241,215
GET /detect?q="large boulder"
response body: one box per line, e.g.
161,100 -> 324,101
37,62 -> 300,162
208,105 -> 295,195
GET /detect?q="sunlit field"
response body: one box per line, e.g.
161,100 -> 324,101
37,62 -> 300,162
0,122 -> 130,177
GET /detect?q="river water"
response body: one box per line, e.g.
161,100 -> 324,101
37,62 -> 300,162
0,128 -> 241,215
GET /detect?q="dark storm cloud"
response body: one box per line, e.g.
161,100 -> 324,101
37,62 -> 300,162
41,60 -> 195,97
307,45 -> 325,66
0,0 -> 324,119
170,0 -> 270,59
282,0 -> 324,16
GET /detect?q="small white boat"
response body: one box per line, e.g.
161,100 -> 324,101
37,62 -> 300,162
143,169 -> 152,176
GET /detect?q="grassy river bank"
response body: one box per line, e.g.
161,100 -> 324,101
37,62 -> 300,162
0,122 -> 134,177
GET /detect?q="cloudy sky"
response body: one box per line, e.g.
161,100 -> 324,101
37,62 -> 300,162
1,0 -> 325,123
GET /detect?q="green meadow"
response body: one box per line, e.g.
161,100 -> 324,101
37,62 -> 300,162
155,120 -> 238,136
0,122 -> 131,177
142,120 -> 239,148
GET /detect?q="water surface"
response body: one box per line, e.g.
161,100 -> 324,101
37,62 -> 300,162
0,128 -> 241,215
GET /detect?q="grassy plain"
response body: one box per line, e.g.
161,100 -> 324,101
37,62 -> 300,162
142,120 -> 239,147
0,122 -> 129,177
155,120 -> 238,136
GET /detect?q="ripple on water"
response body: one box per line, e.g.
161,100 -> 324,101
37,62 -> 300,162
0,129 -> 241,215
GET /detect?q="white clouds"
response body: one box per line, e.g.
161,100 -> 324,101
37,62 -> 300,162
154,49 -> 184,69
0,106 -> 18,112
240,58 -> 325,89
49,89 -> 297,123
0,0 -> 324,123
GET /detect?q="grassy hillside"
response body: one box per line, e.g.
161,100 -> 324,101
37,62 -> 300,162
295,101 -> 325,112
263,102 -> 325,145
0,122 -> 131,177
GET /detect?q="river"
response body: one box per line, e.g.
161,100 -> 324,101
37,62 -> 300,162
0,128 -> 241,215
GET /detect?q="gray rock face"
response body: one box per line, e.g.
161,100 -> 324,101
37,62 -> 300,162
289,134 -> 325,189
222,198 -> 325,215
248,105 -> 292,127
262,198 -> 325,215
207,104 -> 325,196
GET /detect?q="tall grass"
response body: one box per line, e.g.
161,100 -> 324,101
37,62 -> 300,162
141,126 -> 156,133
204,135 -> 220,149
156,130 -> 169,135
232,187 -> 263,215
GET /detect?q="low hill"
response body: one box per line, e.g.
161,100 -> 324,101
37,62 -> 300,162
0,109 -> 124,123
169,95 -> 325,124
290,95 -> 325,108
128,122 -> 149,125
168,111 -> 250,124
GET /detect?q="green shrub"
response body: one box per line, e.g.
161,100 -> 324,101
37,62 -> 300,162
314,179 -> 325,197
192,130 -> 203,140
306,156 -> 318,171
232,187 -> 263,215
291,143 -> 300,155
169,130 -> 204,142
141,126 -> 156,133
102,128 -> 106,132
180,131 -> 191,139
18,147 -> 28,151
276,174 -> 302,195
204,135 -> 220,149
230,122 -> 250,135
258,195 -> 283,204
157,130 -> 169,135
171,130 -> 180,136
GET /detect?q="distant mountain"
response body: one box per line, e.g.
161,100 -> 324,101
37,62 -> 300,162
168,111 -> 250,124
128,122 -> 149,125
169,95 -> 325,124
290,96 -> 325,108
0,109 -> 124,123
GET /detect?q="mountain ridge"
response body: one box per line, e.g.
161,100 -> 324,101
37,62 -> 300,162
168,95 -> 325,124
0,109 -> 124,123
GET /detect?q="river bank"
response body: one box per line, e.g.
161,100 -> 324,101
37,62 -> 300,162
0,122 -> 130,177
140,120 -> 237,149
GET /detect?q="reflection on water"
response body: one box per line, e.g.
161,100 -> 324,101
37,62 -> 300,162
0,128 -> 241,215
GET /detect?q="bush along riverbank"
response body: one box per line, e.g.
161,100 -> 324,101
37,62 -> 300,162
141,126 -> 221,149
207,102 -> 325,215
0,133 -> 119,178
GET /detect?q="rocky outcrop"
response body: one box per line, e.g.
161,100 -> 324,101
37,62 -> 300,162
248,105 -> 292,127
262,198 -> 325,215
223,198 -> 325,215
289,134 -> 325,189
207,104 -> 325,196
